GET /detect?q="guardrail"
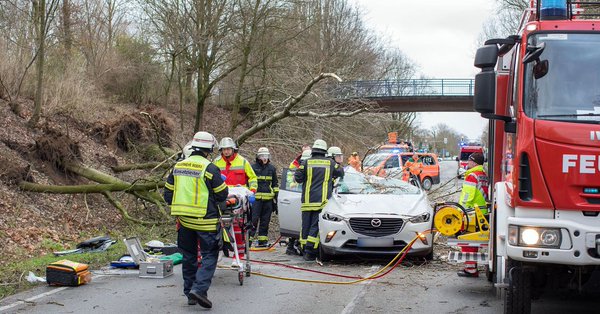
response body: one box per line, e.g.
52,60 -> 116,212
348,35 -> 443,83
331,79 -> 474,98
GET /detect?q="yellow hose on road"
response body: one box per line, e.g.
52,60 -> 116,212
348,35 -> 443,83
249,230 -> 431,285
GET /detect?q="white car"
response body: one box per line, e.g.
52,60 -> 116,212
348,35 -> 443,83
278,168 -> 434,260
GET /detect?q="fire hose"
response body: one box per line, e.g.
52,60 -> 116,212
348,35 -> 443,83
244,230 -> 431,285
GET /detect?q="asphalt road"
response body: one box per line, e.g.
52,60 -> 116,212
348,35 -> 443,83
2,161 -> 599,313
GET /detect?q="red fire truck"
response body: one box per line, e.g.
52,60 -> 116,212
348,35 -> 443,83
474,0 -> 600,312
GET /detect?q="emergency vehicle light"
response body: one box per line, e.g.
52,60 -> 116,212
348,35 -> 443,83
540,0 -> 567,20
584,188 -> 599,194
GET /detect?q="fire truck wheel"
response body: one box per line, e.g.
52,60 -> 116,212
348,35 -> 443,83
504,259 -> 532,314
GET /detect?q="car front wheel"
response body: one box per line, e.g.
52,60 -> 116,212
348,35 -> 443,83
421,177 -> 433,191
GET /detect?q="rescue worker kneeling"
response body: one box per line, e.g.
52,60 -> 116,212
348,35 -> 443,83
250,147 -> 279,247
163,131 -> 228,308
294,140 -> 344,261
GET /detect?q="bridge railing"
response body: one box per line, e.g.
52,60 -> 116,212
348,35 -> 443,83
330,79 -> 474,99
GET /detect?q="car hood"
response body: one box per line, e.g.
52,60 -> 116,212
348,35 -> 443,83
325,193 -> 429,217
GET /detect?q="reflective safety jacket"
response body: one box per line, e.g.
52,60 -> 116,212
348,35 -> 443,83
459,165 -> 489,214
251,159 -> 279,201
214,153 -> 258,191
294,154 -> 344,211
164,153 -> 229,232
289,155 -> 302,170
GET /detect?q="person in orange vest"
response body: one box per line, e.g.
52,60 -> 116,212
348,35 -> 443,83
213,137 -> 257,264
402,153 -> 423,182
347,152 -> 361,172
289,143 -> 311,170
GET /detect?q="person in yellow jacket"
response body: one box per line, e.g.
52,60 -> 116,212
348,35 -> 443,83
163,131 -> 228,309
213,137 -> 257,262
457,152 -> 489,278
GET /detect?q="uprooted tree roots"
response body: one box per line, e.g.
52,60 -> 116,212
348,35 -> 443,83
103,109 -> 174,153
21,124 -> 171,226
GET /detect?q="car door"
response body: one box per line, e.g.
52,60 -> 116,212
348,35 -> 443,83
277,168 -> 302,238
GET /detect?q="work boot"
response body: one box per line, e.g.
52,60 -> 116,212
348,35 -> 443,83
187,297 -> 198,305
457,269 -> 479,278
303,252 -> 316,261
257,240 -> 268,248
188,290 -> 212,309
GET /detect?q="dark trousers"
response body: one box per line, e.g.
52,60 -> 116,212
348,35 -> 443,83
177,225 -> 220,297
301,210 -> 321,255
250,199 -> 273,242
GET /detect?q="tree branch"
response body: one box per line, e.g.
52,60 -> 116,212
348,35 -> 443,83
289,108 -> 368,118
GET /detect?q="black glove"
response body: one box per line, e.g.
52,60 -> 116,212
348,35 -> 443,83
272,199 -> 278,215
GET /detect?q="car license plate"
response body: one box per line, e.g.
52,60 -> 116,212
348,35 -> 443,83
357,237 -> 393,248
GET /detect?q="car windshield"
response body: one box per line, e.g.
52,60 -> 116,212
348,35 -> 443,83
524,33 -> 600,123
362,153 -> 389,167
377,147 -> 408,154
336,172 -> 420,195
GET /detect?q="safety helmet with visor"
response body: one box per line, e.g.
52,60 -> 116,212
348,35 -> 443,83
257,147 -> 270,160
190,131 -> 217,152
327,146 -> 342,157
219,137 -> 237,150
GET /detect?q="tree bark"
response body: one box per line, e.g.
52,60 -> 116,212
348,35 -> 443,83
19,181 -> 164,194
29,0 -> 47,127
111,162 -> 171,173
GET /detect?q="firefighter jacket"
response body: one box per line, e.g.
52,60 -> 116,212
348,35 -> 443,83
289,154 -> 302,170
164,153 -> 229,232
459,165 -> 489,214
294,153 -> 344,211
251,159 -> 279,201
214,153 -> 258,191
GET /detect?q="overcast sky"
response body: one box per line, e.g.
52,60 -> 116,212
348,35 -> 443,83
354,0 -> 497,140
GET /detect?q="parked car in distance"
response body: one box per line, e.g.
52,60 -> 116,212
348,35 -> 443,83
362,152 -> 440,190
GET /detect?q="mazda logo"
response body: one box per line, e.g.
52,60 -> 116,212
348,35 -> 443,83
371,219 -> 382,228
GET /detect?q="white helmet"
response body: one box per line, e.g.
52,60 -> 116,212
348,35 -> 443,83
219,137 -> 236,150
300,149 -> 312,160
257,147 -> 270,156
190,131 -> 216,150
182,143 -> 194,159
327,146 -> 342,157
312,139 -> 327,151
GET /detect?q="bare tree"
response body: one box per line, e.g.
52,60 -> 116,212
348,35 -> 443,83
28,0 -> 60,127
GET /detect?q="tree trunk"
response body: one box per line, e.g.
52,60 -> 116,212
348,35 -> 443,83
29,0 -> 47,127
61,0 -> 73,55
19,181 -> 164,194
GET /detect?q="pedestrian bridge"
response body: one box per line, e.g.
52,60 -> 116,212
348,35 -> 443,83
333,79 -> 474,112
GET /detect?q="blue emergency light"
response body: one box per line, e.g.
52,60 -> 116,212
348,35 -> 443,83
540,0 -> 567,20
583,188 -> 600,194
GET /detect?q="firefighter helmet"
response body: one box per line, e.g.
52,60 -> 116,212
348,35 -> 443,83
190,132 -> 216,151
300,149 -> 312,160
219,137 -> 237,150
327,146 -> 342,157
182,143 -> 194,159
312,139 -> 327,151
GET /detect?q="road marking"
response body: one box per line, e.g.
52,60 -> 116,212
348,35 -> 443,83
0,287 -> 69,312
340,265 -> 378,314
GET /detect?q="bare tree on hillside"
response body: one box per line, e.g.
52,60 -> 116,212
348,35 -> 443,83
29,0 -> 60,127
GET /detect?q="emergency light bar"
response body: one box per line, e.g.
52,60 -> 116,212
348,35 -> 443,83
540,0 -> 567,20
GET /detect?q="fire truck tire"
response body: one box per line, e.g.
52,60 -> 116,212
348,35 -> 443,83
504,259 -> 532,314
421,177 -> 433,191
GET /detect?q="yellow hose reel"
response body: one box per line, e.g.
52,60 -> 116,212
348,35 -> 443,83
433,206 -> 464,236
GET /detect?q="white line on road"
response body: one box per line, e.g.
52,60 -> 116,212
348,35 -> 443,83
340,265 -> 378,314
0,287 -> 69,312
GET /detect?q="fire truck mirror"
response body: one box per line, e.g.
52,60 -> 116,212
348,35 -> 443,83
474,71 -> 496,114
522,42 -> 546,64
474,45 -> 498,69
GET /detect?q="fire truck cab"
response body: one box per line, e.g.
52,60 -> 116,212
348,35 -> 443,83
474,1 -> 600,313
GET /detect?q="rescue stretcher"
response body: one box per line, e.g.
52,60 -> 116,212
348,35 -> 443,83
219,186 -> 253,285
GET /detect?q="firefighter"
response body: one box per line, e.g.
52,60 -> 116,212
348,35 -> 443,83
294,139 -> 344,261
327,146 -> 344,165
457,151 -> 489,277
163,131 -> 228,309
250,147 -> 279,247
286,147 -> 311,256
348,152 -> 361,172
214,137 -> 257,263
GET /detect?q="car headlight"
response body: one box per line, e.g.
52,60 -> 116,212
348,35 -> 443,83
322,212 -> 344,222
508,225 -> 562,248
408,212 -> 431,224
